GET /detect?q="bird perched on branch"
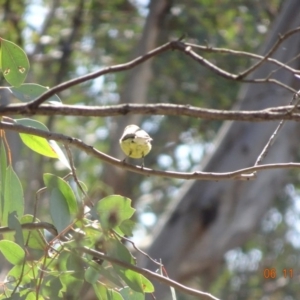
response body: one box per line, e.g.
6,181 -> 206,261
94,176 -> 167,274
119,124 -> 152,167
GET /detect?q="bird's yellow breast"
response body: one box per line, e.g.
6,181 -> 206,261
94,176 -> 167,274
120,138 -> 152,159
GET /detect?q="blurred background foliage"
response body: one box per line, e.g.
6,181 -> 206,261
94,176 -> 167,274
2,0 -> 300,299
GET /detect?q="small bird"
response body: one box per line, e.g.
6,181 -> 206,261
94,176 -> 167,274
119,124 -> 153,166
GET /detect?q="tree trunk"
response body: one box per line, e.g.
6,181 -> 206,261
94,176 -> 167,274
141,0 -> 300,297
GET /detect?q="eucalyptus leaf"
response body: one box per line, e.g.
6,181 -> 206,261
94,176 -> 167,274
0,240 -> 25,265
9,83 -> 61,103
0,38 -> 29,86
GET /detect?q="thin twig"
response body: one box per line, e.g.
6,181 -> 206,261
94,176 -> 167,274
0,222 -> 58,236
174,42 -> 296,93
26,42 -> 173,109
185,42 -> 300,75
80,246 -> 220,300
64,144 -> 94,211
255,91 -> 300,165
238,27 -> 300,78
65,144 -> 87,198
112,230 -> 162,267
24,28 -> 300,109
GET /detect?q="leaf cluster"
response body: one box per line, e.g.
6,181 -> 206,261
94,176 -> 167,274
0,39 -> 155,300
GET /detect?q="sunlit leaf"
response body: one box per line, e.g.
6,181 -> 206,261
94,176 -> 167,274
48,140 -> 71,169
16,119 -> 59,158
8,262 -> 38,283
1,38 -> 29,86
15,119 -> 70,169
59,274 -> 84,296
116,219 -> 135,237
0,240 -> 25,264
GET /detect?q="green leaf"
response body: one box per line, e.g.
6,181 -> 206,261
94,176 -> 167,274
116,219 -> 135,237
48,140 -> 71,169
2,165 -> 24,224
8,262 -> 37,283
44,174 -> 78,232
59,274 -> 84,297
0,141 -> 7,223
1,292 -> 25,300
86,261 -> 123,288
57,250 -> 71,272
15,118 -> 70,169
46,276 -> 63,299
119,287 -> 145,300
85,266 -> 100,284
1,38 -> 29,87
9,83 -> 61,103
8,212 -> 24,247
96,195 -> 135,230
0,240 -> 25,264
25,292 -> 38,300
0,140 -> 7,185
15,118 -> 58,158
93,283 -> 124,300
66,251 -> 85,276
113,267 -> 154,294
2,165 -> 24,241
25,291 -> 45,300
49,188 -> 71,233
44,173 -> 78,214
106,238 -> 135,264
20,215 -> 47,250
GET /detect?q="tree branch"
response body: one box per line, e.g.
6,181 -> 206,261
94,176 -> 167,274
2,103 -> 300,121
2,121 -> 300,181
24,26 -> 300,109
172,42 -> 296,93
0,222 -> 58,237
185,42 -> 300,75
26,42 -> 173,109
80,246 -> 220,300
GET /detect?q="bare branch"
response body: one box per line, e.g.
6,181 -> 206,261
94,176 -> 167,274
172,42 -> 296,93
173,42 -> 237,79
26,42 -> 173,109
0,222 -> 58,237
238,26 -> 300,78
255,90 -> 300,165
112,229 -> 162,267
185,43 -> 300,75
2,121 -> 300,181
24,27 -> 300,109
2,103 -> 300,121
